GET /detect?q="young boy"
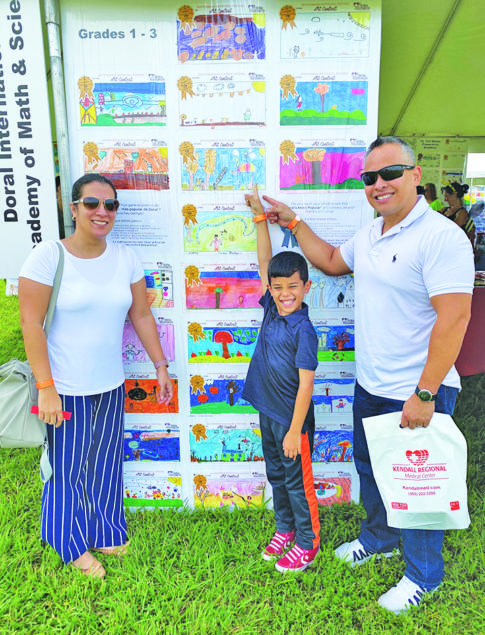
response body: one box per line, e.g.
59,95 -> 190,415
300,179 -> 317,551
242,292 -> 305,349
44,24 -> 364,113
242,186 -> 320,572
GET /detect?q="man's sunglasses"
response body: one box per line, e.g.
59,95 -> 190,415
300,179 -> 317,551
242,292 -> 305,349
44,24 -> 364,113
360,164 -> 415,186
72,197 -> 120,212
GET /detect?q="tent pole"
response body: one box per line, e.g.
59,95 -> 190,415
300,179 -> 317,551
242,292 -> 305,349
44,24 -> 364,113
389,0 -> 463,136
44,0 -> 73,237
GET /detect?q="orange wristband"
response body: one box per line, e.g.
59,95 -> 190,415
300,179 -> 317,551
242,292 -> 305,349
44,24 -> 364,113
253,214 -> 267,223
287,215 -> 301,231
36,378 -> 55,389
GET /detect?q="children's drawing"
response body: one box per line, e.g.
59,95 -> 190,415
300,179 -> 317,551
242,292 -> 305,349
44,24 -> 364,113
78,75 -> 166,126
124,468 -> 183,508
123,321 -> 175,371
124,378 -> 178,413
185,264 -> 261,309
279,141 -> 365,190
193,472 -> 267,509
189,374 -> 256,414
280,76 -> 367,126
177,5 -> 265,63
307,270 -> 354,309
190,423 -> 263,462
124,424 -> 180,462
179,142 -> 265,191
313,322 -> 355,362
144,264 -> 174,308
182,204 -> 256,253
188,322 -> 260,362
178,72 -> 265,126
313,376 -> 355,413
280,7 -> 370,59
83,140 -> 169,190
312,429 -> 353,462
314,475 -> 353,506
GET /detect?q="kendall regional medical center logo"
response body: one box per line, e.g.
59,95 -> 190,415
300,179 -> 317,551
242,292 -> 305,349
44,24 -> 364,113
392,449 -> 448,478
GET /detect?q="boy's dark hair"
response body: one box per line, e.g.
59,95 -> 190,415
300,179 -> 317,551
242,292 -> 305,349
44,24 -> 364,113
267,251 -> 309,284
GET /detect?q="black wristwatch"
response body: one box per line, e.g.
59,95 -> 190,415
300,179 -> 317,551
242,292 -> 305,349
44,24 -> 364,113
415,386 -> 437,402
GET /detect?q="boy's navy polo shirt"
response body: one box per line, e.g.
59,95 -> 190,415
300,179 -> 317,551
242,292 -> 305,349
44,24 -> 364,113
242,290 -> 318,431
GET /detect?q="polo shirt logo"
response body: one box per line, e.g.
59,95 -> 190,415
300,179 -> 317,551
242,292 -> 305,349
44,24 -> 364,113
392,254 -> 397,262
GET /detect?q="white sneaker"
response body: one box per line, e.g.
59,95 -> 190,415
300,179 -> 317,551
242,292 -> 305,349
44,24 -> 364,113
378,575 -> 440,615
334,538 -> 397,567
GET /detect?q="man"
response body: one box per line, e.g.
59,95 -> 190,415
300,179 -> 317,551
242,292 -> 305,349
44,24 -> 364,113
261,136 -> 474,614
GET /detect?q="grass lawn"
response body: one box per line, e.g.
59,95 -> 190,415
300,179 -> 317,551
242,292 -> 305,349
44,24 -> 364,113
0,279 -> 483,633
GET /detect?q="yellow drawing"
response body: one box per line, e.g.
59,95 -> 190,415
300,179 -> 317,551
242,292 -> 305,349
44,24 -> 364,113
280,75 -> 298,99
280,5 -> 296,30
280,140 -> 298,165
83,142 -> 101,167
192,424 -> 208,442
182,204 -> 198,225
78,76 -> 97,125
177,76 -> 196,100
190,375 -> 205,395
178,5 -> 196,34
188,322 -> 206,342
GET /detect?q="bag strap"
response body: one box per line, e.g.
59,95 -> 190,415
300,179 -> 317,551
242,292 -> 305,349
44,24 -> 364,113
43,242 -> 64,336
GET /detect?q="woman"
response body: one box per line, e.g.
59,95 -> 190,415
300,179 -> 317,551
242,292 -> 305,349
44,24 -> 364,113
18,174 -> 173,578
440,182 -> 476,246
423,183 -> 444,211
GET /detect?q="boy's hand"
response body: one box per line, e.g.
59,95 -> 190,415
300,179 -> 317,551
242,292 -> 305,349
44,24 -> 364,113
283,429 -> 301,460
244,184 -> 265,216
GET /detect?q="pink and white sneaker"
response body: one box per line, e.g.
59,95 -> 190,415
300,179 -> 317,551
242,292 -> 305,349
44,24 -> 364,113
275,543 -> 320,573
262,530 -> 296,561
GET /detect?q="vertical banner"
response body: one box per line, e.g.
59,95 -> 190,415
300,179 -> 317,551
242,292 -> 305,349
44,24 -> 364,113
0,0 -> 58,278
61,0 -> 382,509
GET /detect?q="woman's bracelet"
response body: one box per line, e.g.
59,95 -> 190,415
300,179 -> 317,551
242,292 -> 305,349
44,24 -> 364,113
36,378 -> 55,389
154,359 -> 169,369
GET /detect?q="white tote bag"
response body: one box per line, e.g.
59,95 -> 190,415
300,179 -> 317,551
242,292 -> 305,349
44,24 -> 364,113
363,412 -> 470,530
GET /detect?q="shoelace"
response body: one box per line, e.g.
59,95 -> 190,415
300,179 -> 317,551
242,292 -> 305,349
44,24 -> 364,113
268,532 -> 293,550
408,589 -> 425,606
285,545 -> 305,562
353,546 -> 373,562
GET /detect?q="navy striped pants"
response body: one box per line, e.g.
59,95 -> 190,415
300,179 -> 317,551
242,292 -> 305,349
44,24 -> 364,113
41,384 -> 127,564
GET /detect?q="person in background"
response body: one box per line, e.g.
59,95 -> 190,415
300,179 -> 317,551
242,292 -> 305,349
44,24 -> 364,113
18,174 -> 173,578
259,137 -> 474,614
424,183 -> 444,211
440,182 -> 476,246
55,176 -> 66,239
242,186 -> 320,573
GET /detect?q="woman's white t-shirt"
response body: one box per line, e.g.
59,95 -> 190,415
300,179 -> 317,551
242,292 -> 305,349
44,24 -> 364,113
19,240 -> 144,395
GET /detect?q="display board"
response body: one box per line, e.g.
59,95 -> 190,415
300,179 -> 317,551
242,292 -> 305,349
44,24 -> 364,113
0,0 -> 58,278
61,0 -> 382,509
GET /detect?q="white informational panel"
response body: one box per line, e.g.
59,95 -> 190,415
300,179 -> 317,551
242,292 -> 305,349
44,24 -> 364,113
0,0 -> 58,277
61,0 -> 382,509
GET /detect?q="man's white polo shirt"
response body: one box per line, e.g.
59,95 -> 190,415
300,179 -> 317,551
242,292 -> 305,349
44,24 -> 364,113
340,196 -> 474,400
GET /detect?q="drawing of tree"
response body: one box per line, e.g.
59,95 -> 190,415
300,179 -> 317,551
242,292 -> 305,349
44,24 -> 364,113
302,148 -> 326,185
214,331 -> 233,359
214,287 -> 223,308
204,149 -> 217,189
338,440 -> 352,461
186,158 -> 199,189
227,380 -> 240,406
314,83 -> 330,113
332,331 -> 350,350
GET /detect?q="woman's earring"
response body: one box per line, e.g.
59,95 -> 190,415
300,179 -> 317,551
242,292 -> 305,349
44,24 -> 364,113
72,216 -> 76,221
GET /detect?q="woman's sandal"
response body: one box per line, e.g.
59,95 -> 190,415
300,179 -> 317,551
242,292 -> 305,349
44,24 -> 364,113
91,541 -> 130,557
72,552 -> 106,578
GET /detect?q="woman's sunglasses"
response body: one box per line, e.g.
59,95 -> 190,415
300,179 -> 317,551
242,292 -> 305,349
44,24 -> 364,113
72,197 -> 120,212
360,164 -> 415,186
